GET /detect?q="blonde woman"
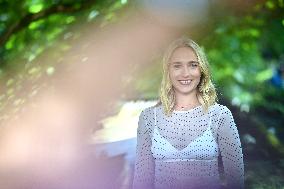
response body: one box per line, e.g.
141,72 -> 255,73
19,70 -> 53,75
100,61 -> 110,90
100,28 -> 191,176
133,37 -> 244,189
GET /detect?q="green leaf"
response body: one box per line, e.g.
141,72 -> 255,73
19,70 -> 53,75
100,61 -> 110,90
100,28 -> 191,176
255,69 -> 273,82
66,16 -> 75,24
28,20 -> 44,30
5,35 -> 16,50
265,1 -> 275,9
29,4 -> 44,13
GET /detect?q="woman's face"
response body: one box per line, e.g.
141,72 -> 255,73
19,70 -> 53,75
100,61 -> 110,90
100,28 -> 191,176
169,47 -> 201,96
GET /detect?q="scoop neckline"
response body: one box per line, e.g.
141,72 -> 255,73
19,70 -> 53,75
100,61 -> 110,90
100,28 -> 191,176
173,104 -> 202,113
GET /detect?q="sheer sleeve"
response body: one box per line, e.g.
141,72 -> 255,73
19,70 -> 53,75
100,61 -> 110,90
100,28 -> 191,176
132,110 -> 155,189
217,106 -> 244,189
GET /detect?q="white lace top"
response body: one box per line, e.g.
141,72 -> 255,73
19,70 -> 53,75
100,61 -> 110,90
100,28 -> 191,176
133,103 -> 244,189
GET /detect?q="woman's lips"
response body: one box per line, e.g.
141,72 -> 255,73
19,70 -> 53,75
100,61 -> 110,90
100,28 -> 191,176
178,79 -> 192,85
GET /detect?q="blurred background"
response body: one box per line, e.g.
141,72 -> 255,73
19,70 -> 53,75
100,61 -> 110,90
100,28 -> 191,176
0,0 -> 283,188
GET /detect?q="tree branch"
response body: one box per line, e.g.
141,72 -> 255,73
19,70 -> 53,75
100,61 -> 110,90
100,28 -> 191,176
0,0 -> 109,47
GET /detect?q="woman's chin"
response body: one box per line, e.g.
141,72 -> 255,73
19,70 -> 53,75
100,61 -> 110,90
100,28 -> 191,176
175,88 -> 197,95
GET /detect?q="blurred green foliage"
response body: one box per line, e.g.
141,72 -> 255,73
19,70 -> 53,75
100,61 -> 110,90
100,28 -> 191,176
202,1 -> 284,144
0,0 -> 129,122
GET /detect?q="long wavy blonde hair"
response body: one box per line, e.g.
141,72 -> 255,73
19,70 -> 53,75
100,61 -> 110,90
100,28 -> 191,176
158,37 -> 218,116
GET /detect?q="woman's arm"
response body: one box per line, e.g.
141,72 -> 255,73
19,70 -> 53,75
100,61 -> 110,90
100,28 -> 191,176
217,106 -> 244,189
132,109 -> 155,189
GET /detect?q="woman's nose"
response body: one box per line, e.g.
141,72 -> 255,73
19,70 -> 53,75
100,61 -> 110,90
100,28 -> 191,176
182,66 -> 190,77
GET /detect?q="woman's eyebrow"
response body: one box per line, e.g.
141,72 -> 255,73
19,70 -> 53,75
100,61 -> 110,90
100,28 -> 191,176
171,61 -> 182,65
188,60 -> 199,63
171,60 -> 198,64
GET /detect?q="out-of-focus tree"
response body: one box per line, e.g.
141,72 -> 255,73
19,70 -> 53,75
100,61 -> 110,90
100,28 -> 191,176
0,0 -> 129,122
202,0 -> 284,153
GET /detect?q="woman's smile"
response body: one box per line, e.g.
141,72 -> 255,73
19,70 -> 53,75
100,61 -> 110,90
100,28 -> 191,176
178,79 -> 193,85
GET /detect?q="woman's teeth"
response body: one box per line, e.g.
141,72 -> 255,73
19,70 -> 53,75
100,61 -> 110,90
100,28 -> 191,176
179,80 -> 192,85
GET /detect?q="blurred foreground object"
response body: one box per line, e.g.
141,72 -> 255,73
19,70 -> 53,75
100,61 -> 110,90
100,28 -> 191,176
0,4 -> 186,189
137,0 -> 210,27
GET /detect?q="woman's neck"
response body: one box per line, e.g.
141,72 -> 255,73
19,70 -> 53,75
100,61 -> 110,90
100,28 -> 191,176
174,91 -> 200,110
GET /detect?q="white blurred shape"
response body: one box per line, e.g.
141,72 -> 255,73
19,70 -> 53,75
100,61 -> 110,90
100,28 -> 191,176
92,100 -> 157,143
137,0 -> 210,27
243,133 -> 256,144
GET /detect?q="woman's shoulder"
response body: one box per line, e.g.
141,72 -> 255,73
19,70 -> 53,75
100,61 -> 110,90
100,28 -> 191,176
138,105 -> 160,132
209,103 -> 232,116
140,104 -> 160,117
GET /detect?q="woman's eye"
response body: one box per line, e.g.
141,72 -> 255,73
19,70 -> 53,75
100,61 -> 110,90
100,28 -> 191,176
173,65 -> 181,68
190,63 -> 198,68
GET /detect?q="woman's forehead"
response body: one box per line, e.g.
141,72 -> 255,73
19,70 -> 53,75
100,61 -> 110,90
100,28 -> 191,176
170,47 -> 197,61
